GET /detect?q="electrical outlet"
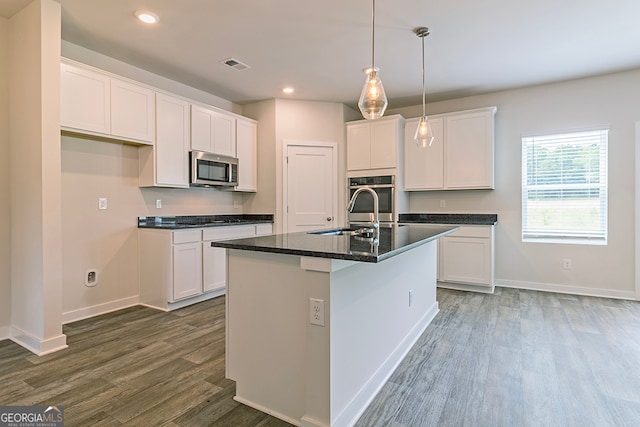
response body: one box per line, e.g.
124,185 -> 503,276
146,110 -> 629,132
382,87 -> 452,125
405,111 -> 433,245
563,258 -> 572,270
409,289 -> 413,307
98,197 -> 107,210
309,298 -> 325,326
439,200 -> 446,208
156,199 -> 162,209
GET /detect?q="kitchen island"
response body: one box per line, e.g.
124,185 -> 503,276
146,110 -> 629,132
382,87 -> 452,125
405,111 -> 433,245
213,224 -> 457,427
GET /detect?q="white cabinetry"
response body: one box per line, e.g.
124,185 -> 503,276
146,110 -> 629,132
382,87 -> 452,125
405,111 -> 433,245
404,106 -> 496,190
172,230 -> 203,301
235,118 -> 258,192
191,104 -> 236,157
139,223 -> 273,310
347,115 -> 403,171
61,60 -> 155,145
404,117 -> 444,190
139,93 -> 190,188
438,225 -> 494,292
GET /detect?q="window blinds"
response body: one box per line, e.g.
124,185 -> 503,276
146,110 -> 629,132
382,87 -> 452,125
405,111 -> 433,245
522,129 -> 608,243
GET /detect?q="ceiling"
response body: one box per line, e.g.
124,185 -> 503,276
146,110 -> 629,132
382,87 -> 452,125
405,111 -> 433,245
3,0 -> 640,109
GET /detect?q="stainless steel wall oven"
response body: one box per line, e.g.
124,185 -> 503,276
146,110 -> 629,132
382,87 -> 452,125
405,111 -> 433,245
348,175 -> 395,224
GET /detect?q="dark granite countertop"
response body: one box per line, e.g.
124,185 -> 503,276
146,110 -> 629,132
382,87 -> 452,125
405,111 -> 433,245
399,213 -> 497,225
138,214 -> 273,229
212,224 -> 458,263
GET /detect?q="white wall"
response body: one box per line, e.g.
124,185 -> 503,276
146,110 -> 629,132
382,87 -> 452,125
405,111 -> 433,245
9,0 -> 66,354
0,16 -> 10,332
59,47 -> 247,321
242,99 -> 351,233
389,70 -> 640,298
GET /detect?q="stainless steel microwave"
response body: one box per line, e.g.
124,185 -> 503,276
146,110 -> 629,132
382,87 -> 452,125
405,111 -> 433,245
190,151 -> 238,187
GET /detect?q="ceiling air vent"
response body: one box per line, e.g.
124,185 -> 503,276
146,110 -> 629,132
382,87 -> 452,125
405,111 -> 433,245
220,57 -> 250,71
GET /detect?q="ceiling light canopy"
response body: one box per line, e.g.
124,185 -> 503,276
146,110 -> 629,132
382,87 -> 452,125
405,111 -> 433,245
134,10 -> 159,24
358,0 -> 388,120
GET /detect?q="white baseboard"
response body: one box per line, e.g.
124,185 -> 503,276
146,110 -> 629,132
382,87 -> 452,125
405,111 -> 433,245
62,295 -> 140,324
438,281 -> 495,294
496,279 -> 637,300
10,326 -> 68,356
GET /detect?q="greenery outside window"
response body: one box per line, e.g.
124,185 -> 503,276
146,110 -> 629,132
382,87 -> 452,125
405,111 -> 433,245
522,128 -> 608,244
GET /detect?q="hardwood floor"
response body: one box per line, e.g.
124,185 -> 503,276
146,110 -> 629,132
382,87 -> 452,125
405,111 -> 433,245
0,297 -> 291,426
1,287 -> 639,426
357,287 -> 640,427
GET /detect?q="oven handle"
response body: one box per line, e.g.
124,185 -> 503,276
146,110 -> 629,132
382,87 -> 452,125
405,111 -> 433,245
349,184 -> 394,189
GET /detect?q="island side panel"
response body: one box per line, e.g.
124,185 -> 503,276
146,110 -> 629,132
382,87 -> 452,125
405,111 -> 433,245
226,249 -> 330,425
327,240 -> 438,426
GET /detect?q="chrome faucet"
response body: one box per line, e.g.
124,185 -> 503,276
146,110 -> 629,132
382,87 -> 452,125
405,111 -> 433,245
347,186 -> 379,230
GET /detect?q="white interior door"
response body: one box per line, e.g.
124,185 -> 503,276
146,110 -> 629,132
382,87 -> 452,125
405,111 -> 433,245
285,143 -> 337,233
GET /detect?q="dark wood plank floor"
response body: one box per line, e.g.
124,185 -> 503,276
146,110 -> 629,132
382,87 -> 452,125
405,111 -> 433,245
1,287 -> 639,426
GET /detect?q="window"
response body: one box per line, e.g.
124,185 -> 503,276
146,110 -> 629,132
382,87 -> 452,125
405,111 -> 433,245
522,128 -> 608,244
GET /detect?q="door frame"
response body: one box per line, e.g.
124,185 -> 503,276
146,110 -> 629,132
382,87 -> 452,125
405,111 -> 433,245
635,121 -> 640,300
282,139 -> 338,235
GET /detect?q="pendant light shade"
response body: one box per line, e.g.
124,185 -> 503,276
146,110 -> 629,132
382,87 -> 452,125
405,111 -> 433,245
414,116 -> 434,148
414,26 -> 434,147
358,0 -> 388,120
358,67 -> 388,120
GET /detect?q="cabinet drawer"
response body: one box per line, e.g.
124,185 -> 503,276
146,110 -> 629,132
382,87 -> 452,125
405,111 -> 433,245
447,225 -> 491,238
172,229 -> 202,244
202,225 -> 256,241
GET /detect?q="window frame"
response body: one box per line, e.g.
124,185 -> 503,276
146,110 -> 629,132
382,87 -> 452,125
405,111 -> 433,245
521,127 -> 609,245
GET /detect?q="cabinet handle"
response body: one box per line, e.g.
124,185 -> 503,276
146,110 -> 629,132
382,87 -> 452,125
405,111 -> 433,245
326,217 -> 333,221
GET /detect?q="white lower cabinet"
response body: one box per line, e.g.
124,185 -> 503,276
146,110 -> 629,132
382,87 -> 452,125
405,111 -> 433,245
438,225 -> 494,292
139,223 -> 273,310
172,235 -> 203,301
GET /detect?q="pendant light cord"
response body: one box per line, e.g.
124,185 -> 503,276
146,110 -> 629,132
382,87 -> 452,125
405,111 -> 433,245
421,33 -> 426,117
371,0 -> 376,70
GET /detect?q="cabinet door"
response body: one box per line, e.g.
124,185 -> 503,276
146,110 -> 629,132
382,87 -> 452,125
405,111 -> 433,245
347,123 -> 371,171
438,229 -> 492,285
172,242 -> 203,301
445,110 -> 494,189
236,119 -> 258,192
60,63 -> 110,135
203,243 -> 227,293
110,78 -> 155,144
370,119 -> 398,169
191,104 -> 214,152
404,117 -> 444,190
214,113 -> 236,157
156,93 -> 190,187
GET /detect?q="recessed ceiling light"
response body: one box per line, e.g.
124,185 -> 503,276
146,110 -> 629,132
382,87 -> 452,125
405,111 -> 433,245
282,87 -> 295,94
135,10 -> 159,24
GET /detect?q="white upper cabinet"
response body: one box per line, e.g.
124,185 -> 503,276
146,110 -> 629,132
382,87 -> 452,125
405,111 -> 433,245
235,118 -> 258,192
60,60 -> 155,145
404,117 -> 444,190
139,93 -> 190,188
403,106 -> 496,191
110,78 -> 155,143
191,104 -> 237,157
444,108 -> 495,189
61,62 -> 110,135
347,115 -> 403,171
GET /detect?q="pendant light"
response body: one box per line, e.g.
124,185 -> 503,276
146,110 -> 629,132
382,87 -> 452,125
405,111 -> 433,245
358,0 -> 388,120
414,26 -> 434,148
